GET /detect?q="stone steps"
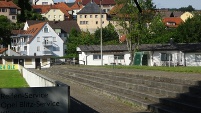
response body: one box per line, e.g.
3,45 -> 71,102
41,67 -> 201,113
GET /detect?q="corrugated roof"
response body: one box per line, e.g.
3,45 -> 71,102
78,43 -> 201,52
77,1 -> 105,14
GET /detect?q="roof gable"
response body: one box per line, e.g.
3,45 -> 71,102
77,1 -> 105,14
163,17 -> 183,28
0,48 -> 7,54
23,22 -> 46,44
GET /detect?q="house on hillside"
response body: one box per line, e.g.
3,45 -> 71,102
180,12 -> 193,22
66,0 -> 83,19
0,0 -> 21,23
23,20 -> 81,45
32,2 -> 72,20
11,22 -> 64,57
77,43 -> 201,67
163,17 -> 183,28
77,1 -> 109,33
30,0 -> 54,5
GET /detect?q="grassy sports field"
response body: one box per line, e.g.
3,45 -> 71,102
0,70 -> 29,88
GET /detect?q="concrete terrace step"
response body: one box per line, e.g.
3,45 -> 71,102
63,66 -> 199,86
62,70 -> 180,98
39,66 -> 201,113
59,67 -> 190,93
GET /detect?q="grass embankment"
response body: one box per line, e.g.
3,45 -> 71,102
104,65 -> 201,74
0,70 -> 29,88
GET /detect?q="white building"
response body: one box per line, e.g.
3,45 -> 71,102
11,22 -> 64,57
77,43 -> 201,66
30,0 -> 54,5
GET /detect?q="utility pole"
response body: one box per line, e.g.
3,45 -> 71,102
100,0 -> 103,66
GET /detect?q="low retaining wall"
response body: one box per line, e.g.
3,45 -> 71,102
17,65 -> 70,113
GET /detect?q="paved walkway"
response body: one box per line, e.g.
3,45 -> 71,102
31,65 -> 201,113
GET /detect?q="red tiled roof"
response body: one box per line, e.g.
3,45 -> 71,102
70,2 -> 83,10
11,29 -> 25,35
163,17 -> 183,28
0,1 -> 20,9
0,48 -> 7,54
82,0 -> 116,5
119,34 -> 126,43
32,3 -> 71,16
23,22 -> 46,44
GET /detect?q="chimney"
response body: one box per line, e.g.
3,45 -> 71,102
8,44 -> 10,56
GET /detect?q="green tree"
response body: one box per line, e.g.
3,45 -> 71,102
141,14 -> 176,44
0,15 -> 12,46
94,23 -> 119,45
114,0 -> 156,65
178,5 -> 195,12
66,29 -> 98,58
174,13 -> 201,43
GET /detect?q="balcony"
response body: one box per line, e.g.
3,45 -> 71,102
42,41 -> 53,46
43,50 -> 52,55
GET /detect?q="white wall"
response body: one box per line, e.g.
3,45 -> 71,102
78,51 -> 130,66
32,0 -> 54,5
28,23 -> 64,57
44,9 -> 65,21
151,51 -> 179,66
185,53 -> 201,66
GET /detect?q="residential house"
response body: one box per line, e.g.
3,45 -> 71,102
81,0 -> 116,13
23,20 -> 81,44
77,43 -> 201,66
163,17 -> 183,28
180,12 -> 193,22
43,8 -> 65,21
11,22 -> 64,57
32,2 -> 72,20
77,1 -> 109,33
0,0 -> 21,23
30,0 -> 54,5
66,0 -> 83,19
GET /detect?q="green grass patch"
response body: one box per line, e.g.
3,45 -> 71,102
101,65 -> 201,74
0,70 -> 29,88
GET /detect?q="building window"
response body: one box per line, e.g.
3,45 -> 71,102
80,15 -> 82,18
37,46 -> 40,51
2,8 -> 6,12
86,21 -> 88,24
37,37 -> 40,42
161,53 -> 172,61
59,15 -> 61,18
95,15 -> 98,18
90,15 -> 92,18
85,15 -> 87,18
42,2 -> 48,5
101,15 -> 104,18
12,16 -> 16,20
48,15 -> 50,18
44,26 -> 48,33
53,37 -> 56,42
195,54 -> 201,62
114,55 -> 124,60
93,55 -> 101,60
96,21 -> 98,24
54,15 -> 56,18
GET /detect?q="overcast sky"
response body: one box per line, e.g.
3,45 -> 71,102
54,0 -> 201,10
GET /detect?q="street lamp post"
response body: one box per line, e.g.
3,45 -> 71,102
100,0 -> 103,66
